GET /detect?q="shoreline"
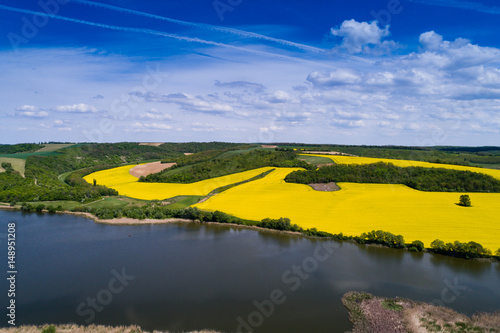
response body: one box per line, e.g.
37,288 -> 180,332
0,205 -> 306,237
62,211 -> 308,238
1,205 -> 498,262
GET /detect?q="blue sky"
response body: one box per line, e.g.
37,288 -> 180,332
1,0 -> 499,145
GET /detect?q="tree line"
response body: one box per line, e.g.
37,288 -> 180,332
0,143 -> 44,154
285,162 -> 500,192
142,150 -> 315,183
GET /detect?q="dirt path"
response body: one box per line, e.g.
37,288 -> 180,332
129,161 -> 176,178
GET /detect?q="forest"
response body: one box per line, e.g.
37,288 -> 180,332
285,162 -> 500,192
0,143 -> 44,154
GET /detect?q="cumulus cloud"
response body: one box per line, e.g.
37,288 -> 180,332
56,103 -> 97,113
330,19 -> 398,54
15,105 -> 49,118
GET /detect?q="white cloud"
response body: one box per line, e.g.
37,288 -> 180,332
267,90 -> 292,103
307,69 -> 362,87
15,105 -> 49,118
330,19 -> 397,54
56,103 -> 97,113
131,122 -> 172,131
419,31 -> 444,51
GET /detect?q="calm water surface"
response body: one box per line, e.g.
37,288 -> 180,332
0,210 -> 499,332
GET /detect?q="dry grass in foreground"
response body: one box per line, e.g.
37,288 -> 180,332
342,291 -> 500,333
0,324 -> 219,333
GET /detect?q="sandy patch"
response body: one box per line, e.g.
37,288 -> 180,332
261,145 -> 278,148
73,212 -> 193,225
129,161 -> 176,178
184,152 -> 194,155
138,142 -> 163,147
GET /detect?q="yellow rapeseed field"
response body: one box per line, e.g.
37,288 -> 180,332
195,164 -> 500,251
86,157 -> 500,251
307,154 -> 500,180
84,165 -> 274,200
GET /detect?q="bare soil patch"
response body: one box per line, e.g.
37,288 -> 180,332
184,152 -> 194,155
129,161 -> 176,178
261,145 -> 278,148
138,142 -> 164,147
309,182 -> 340,191
301,151 -> 356,156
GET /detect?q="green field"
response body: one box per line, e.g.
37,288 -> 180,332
0,144 -> 76,160
17,196 -> 149,211
299,154 -> 334,165
0,157 -> 26,176
215,146 -> 262,159
165,196 -> 205,209
34,143 -> 76,153
0,151 -> 60,159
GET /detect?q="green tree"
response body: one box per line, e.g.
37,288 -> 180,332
458,194 -> 471,207
408,240 -> 424,252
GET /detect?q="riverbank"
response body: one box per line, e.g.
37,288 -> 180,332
0,324 -> 219,333
342,291 -> 500,333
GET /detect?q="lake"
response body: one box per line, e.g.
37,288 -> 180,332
0,210 -> 499,332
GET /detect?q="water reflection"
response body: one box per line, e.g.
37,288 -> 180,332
1,210 -> 498,333
429,252 -> 493,277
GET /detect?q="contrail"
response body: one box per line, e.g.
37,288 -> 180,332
0,4 -> 335,66
67,0 -> 326,53
408,0 -> 500,14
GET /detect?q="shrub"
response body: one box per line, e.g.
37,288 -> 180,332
42,325 -> 56,333
430,239 -> 491,258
